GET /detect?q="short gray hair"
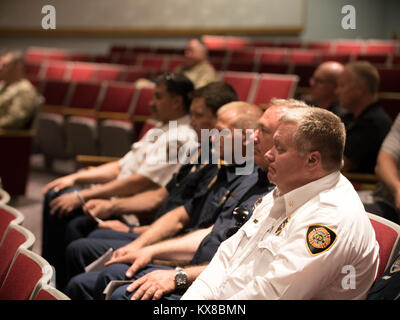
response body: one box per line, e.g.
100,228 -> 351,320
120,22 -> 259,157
279,107 -> 346,171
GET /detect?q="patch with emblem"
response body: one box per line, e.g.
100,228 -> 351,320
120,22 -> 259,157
390,256 -> 400,274
306,225 -> 337,256
275,217 -> 290,236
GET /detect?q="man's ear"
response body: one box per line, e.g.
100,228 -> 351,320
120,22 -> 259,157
172,95 -> 184,111
307,151 -> 322,168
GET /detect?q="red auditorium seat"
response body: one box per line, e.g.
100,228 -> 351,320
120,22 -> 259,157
41,79 -> 71,106
320,53 -> 352,64
24,48 -> 48,64
154,47 -> 181,55
221,71 -> 258,102
202,35 -> 226,50
288,49 -> 321,64
66,82 -> 103,113
95,64 -> 124,81
69,63 -> 97,81
138,54 -> 168,71
98,82 -> 137,114
43,61 -> 70,80
380,97 -> 400,121
292,64 -> 318,88
98,83 -> 138,156
251,40 -> 275,48
0,205 -> 24,241
47,51 -> 69,61
277,41 -> 302,49
354,54 -> 389,65
31,283 -> 70,300
115,54 -> 138,66
0,224 -> 35,288
123,67 -> 153,82
24,62 -> 42,78
378,67 -> 400,92
225,37 -> 250,50
0,248 -> 53,300
129,46 -> 154,54
258,48 -> 288,63
64,81 -> 105,156
334,40 -> 364,55
251,73 -> 299,106
367,213 -> 400,282
92,54 -> 116,64
230,48 -> 258,62
365,40 -> 397,55
258,49 -> 289,74
225,49 -> 259,72
166,55 -> 186,71
305,41 -> 332,52
392,55 -> 400,66
209,57 -> 226,71
0,130 -> 35,196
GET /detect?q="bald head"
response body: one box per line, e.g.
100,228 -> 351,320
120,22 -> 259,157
310,61 -> 344,109
217,101 -> 262,130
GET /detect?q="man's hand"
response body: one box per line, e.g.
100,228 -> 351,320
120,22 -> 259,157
49,192 -> 81,217
127,269 -> 176,300
105,246 -> 154,278
85,199 -> 114,220
42,175 -> 76,195
98,220 -> 130,233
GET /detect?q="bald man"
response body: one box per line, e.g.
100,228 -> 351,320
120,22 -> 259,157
308,61 -> 348,120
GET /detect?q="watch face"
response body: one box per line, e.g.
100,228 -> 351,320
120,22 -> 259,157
175,271 -> 188,288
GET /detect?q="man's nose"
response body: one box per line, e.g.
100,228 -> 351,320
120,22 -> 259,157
264,148 -> 274,162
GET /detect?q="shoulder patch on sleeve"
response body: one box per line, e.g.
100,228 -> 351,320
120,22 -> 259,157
306,225 -> 337,256
390,256 -> 400,274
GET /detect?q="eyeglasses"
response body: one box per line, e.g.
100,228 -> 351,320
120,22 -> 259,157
226,206 -> 250,238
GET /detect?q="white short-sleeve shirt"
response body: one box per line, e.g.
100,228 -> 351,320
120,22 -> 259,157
182,172 -> 380,300
118,115 -> 198,187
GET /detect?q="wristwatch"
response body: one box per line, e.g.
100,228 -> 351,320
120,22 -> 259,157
174,267 -> 188,290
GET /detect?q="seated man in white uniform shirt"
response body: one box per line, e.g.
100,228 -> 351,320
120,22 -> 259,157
182,107 -> 380,300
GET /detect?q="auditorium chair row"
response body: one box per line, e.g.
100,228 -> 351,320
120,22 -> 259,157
31,71 -> 299,166
0,198 -> 70,300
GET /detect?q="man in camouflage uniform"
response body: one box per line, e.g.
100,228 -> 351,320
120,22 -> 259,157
0,50 -> 43,129
174,38 -> 217,89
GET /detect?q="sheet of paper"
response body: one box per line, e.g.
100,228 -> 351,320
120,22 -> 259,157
84,248 -> 113,273
103,280 -> 134,300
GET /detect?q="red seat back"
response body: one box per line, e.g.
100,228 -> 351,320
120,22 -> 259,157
251,74 -> 298,105
369,215 -> 400,281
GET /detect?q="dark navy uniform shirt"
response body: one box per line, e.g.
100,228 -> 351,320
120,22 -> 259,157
183,163 -> 258,232
191,168 -> 275,265
154,163 -> 219,220
368,254 -> 400,300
